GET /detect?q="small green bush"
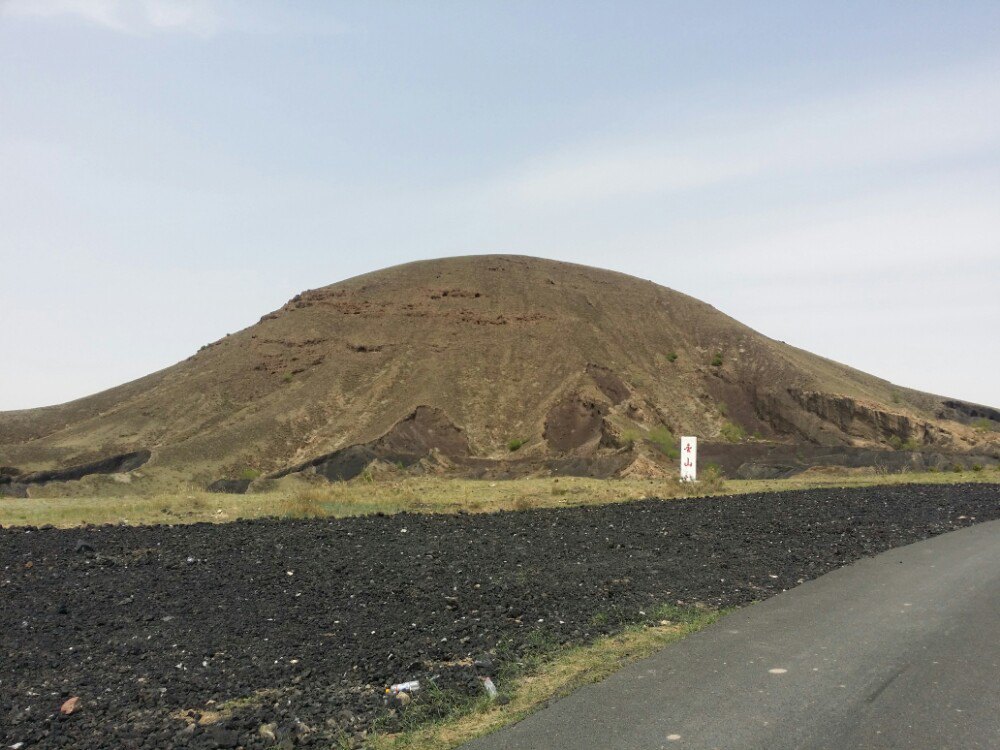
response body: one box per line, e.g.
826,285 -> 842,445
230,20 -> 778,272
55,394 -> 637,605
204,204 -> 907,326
699,464 -> 726,490
887,436 -> 919,451
972,417 -> 997,433
507,438 -> 525,452
710,353 -> 723,367
282,372 -> 293,383
972,464 -> 983,472
719,422 -> 745,443
666,352 -> 678,363
620,429 -> 640,451
950,463 -> 964,473
239,468 -> 262,481
647,426 -> 679,459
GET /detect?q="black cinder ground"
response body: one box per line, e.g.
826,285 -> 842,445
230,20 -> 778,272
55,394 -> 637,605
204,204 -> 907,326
2,483 -> 998,749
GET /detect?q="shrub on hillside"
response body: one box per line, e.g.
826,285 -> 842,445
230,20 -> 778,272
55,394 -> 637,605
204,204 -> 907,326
972,417 -> 997,433
647,426 -> 679,459
620,429 -> 640,450
720,422 -> 745,443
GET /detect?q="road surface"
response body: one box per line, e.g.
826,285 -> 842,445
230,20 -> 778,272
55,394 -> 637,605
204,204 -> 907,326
464,519 -> 1000,750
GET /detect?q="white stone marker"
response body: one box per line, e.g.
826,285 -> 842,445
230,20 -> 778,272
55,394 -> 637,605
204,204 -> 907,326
680,436 -> 697,481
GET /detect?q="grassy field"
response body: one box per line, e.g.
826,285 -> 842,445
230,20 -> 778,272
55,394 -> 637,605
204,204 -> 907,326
2,468 -> 997,528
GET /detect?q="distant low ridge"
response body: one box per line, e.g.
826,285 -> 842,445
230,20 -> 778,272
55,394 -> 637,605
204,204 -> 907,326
1,255 -> 997,492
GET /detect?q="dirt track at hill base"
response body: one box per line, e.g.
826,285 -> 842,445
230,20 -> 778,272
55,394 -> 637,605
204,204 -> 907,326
3,484 -> 1000,749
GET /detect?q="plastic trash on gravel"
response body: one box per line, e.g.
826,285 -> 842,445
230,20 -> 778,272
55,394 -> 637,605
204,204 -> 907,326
387,679 -> 420,695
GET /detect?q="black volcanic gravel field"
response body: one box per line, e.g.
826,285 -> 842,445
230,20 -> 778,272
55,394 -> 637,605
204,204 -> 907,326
3,484 -> 999,749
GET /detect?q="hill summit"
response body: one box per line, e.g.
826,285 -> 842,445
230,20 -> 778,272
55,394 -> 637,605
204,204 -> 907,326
2,255 -> 997,490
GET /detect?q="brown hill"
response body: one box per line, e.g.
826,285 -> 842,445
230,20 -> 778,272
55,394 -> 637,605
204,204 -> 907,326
1,255 -> 998,489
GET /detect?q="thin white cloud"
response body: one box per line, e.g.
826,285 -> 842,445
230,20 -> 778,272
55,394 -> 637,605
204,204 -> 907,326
489,61 -> 1000,208
1,0 -> 221,36
714,177 -> 1000,275
503,147 -> 763,207
0,0 -> 348,36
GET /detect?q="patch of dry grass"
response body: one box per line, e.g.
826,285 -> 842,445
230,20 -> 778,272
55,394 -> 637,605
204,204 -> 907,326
724,466 -> 999,494
173,689 -> 280,729
1,470 -> 996,529
279,486 -> 335,519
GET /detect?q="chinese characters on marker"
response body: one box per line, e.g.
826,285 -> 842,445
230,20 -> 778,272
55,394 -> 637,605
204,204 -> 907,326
680,436 -> 697,481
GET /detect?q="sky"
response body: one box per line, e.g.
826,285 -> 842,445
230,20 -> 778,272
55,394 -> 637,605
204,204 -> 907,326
1,0 -> 998,410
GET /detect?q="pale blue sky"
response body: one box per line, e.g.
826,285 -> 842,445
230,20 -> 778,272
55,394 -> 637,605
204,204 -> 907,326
1,1 -> 998,410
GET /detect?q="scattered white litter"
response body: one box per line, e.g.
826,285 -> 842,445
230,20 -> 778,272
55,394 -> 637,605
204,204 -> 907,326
768,668 -> 788,675
388,680 -> 420,695
481,676 -> 498,698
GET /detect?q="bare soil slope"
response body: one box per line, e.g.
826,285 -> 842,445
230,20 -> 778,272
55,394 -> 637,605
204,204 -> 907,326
1,255 -> 997,485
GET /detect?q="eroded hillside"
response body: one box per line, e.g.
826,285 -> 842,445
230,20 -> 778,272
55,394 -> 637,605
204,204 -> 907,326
1,255 -> 997,490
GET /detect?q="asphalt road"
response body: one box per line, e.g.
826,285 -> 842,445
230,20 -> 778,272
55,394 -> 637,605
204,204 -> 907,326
465,518 -> 1000,750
